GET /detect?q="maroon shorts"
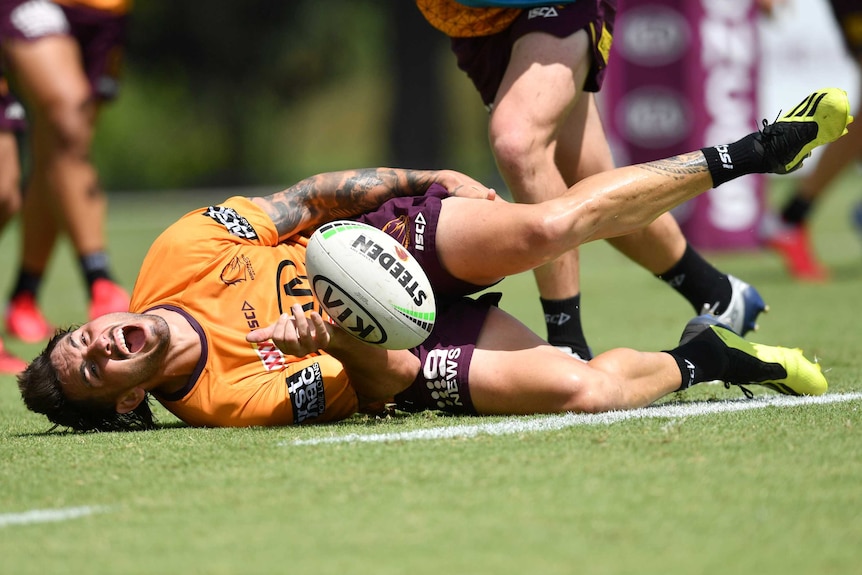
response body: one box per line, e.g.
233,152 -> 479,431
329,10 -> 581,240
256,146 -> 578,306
355,183 -> 496,302
450,1 -> 617,107
828,0 -> 862,56
356,185 -> 506,415
394,292 -> 502,415
0,0 -> 128,101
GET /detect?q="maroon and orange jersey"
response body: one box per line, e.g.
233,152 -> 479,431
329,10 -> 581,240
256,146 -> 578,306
415,0 -> 520,37
131,197 -> 358,427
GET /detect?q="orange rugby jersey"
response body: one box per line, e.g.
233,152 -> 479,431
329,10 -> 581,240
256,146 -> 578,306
415,0 -> 519,37
130,197 -> 358,427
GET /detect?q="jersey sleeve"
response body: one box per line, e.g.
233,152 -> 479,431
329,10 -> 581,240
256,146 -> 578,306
160,354 -> 359,427
131,197 -> 282,311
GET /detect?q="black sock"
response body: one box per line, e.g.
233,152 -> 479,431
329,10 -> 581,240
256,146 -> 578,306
780,195 -> 814,225
667,326 -> 787,391
656,244 -> 732,315
10,268 -> 43,299
664,331 -> 730,390
541,295 -> 592,359
79,252 -> 112,290
701,133 -> 767,187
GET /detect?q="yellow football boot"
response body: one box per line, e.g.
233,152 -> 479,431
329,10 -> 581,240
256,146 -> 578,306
759,88 -> 853,174
680,315 -> 827,397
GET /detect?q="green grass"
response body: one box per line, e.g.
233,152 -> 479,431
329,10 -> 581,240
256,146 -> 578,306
1,175 -> 861,574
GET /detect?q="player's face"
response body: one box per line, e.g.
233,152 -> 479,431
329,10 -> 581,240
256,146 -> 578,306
51,312 -> 171,403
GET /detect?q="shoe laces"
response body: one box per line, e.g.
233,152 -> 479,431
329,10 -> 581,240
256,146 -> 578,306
751,115 -> 782,174
757,111 -> 816,174
758,114 -> 785,151
760,106 -> 788,132
724,381 -> 755,399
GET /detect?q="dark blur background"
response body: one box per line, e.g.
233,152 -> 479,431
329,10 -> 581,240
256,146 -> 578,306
93,0 -> 498,191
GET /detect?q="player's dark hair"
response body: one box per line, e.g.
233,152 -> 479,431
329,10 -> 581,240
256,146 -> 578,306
17,329 -> 156,432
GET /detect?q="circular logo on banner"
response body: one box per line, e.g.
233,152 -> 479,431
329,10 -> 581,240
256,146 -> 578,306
618,5 -> 690,67
617,88 -> 691,149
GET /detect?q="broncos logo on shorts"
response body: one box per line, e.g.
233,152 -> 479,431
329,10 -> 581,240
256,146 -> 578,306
380,215 -> 412,250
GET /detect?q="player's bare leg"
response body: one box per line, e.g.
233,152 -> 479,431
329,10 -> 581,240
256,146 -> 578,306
435,152 -> 714,287
436,88 -> 854,287
4,34 -> 129,324
467,307 -> 682,415
491,28 -> 768,344
0,130 -> 21,228
0,130 -> 27,373
5,36 -> 103,254
468,305 -> 826,416
489,29 -> 595,358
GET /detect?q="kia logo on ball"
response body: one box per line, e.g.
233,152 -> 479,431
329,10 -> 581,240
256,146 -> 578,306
312,276 -> 387,346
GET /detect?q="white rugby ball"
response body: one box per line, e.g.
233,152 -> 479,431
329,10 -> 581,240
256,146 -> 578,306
306,220 -> 436,349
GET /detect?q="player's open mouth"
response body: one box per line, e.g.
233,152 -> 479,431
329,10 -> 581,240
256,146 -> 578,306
117,326 -> 146,355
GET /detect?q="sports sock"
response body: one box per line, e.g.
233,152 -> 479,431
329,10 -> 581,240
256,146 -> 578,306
701,133 -> 767,187
79,251 -> 112,291
541,295 -> 592,359
664,330 -> 729,390
656,244 -> 733,315
10,268 -> 43,299
780,194 -> 814,226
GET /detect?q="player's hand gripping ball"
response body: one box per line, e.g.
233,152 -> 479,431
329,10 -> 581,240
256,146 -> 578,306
306,221 -> 436,349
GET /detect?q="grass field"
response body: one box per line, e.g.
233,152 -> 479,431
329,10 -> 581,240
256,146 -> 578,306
1,175 -> 861,574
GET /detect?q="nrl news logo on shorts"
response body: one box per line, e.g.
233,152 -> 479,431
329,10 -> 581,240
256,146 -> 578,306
423,348 -> 464,410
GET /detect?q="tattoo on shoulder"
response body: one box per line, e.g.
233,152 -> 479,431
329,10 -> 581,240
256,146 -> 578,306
260,168 -> 437,238
638,152 -> 707,179
258,181 -> 311,237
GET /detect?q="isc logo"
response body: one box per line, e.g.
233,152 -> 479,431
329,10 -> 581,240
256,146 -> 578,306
313,277 -> 388,346
715,144 -> 733,169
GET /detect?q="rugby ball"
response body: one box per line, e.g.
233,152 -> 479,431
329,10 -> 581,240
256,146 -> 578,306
306,220 -> 436,349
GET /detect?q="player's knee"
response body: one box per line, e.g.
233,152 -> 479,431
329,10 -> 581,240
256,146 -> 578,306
562,386 -> 605,413
42,99 -> 95,154
520,206 -> 578,256
489,122 -> 538,175
557,371 -> 618,414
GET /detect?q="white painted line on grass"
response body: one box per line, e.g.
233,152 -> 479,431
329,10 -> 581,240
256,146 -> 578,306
286,392 -> 862,446
0,506 -> 109,528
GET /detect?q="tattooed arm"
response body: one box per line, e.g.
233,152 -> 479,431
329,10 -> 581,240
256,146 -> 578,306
250,168 -> 495,241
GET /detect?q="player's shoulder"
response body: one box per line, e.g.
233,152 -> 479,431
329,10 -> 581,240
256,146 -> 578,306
158,196 -> 277,247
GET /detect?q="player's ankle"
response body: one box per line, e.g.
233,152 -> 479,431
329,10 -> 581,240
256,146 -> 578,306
701,133 -> 764,187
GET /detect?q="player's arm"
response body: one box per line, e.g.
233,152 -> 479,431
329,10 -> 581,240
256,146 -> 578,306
246,304 -> 418,404
250,168 -> 495,241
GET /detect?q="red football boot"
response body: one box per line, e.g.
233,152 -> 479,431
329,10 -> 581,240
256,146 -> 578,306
6,293 -> 54,343
0,337 -> 27,375
766,225 -> 829,282
89,279 -> 130,320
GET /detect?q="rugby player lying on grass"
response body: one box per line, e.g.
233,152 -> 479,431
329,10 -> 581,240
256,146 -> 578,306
18,88 -> 851,431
